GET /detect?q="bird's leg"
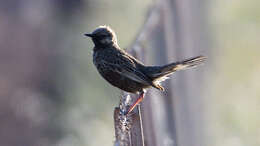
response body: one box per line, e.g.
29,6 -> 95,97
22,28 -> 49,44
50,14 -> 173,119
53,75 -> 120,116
126,90 -> 146,115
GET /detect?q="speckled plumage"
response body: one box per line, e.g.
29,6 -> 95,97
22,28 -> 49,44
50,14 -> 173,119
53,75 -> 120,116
93,46 -> 153,93
85,25 -> 206,114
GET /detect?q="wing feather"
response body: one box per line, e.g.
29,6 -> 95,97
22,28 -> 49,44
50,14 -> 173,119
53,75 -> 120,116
97,49 -> 163,90
101,59 -> 152,86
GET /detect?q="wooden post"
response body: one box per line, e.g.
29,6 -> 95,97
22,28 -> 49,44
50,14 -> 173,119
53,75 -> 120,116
113,5 -> 161,146
114,93 -> 144,146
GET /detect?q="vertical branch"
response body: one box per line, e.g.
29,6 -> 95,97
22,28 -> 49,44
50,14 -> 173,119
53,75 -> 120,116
113,5 -> 161,146
114,94 -> 131,146
114,93 -> 144,146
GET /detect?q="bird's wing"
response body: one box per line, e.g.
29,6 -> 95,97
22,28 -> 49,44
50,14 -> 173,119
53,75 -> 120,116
101,54 -> 153,86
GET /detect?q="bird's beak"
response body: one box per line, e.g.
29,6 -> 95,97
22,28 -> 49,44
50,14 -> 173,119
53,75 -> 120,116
84,33 -> 94,37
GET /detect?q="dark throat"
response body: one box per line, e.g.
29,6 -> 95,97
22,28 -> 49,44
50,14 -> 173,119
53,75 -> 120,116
93,39 -> 117,49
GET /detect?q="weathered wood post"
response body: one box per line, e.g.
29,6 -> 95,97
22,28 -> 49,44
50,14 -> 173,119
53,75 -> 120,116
113,5 -> 161,146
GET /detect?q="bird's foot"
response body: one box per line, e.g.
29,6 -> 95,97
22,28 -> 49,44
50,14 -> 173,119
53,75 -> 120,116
120,108 -> 128,115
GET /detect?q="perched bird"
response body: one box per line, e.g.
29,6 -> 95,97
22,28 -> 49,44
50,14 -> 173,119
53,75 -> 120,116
85,26 -> 206,115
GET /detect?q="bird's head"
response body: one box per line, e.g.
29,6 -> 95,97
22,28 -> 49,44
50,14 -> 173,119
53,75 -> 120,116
85,25 -> 117,47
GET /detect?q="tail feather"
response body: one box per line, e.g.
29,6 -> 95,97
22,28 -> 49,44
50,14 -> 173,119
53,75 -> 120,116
150,55 -> 206,80
164,55 -> 206,72
143,55 -> 206,91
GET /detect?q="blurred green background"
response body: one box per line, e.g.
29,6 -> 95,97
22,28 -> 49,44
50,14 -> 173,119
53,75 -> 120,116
0,0 -> 259,146
208,0 -> 260,146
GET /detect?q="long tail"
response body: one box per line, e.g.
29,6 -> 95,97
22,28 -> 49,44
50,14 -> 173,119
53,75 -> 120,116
149,55 -> 206,80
